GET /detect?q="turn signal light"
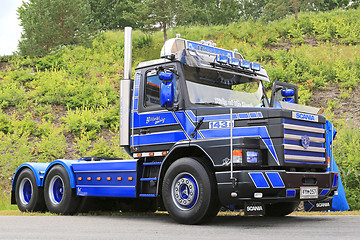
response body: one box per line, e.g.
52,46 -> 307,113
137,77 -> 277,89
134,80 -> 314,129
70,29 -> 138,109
233,150 -> 243,164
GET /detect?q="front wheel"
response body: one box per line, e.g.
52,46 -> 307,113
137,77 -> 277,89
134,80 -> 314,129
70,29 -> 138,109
15,168 -> 46,212
162,158 -> 220,224
44,165 -> 79,214
264,202 -> 300,217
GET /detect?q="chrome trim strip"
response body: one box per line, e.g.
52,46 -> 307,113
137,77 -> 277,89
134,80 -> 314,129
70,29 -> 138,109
284,155 -> 326,163
283,123 -> 325,134
284,134 -> 325,143
284,144 -> 325,153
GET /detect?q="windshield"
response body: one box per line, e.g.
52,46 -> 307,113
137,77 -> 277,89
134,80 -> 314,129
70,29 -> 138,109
184,66 -> 266,107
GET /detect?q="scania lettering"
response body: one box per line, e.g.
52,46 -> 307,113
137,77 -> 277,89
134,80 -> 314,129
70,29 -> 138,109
11,27 -> 338,224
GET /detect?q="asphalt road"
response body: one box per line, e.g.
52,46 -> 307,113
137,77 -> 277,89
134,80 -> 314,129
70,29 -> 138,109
0,214 -> 359,240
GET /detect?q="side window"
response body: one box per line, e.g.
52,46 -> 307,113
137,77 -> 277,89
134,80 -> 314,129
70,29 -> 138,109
144,68 -> 177,108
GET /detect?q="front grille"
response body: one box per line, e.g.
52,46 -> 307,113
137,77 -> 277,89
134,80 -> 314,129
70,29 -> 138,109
283,118 -> 326,164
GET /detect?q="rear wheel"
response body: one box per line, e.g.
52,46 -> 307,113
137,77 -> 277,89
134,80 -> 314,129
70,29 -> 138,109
162,158 -> 220,224
265,202 -> 300,217
15,168 -> 46,212
44,165 -> 79,214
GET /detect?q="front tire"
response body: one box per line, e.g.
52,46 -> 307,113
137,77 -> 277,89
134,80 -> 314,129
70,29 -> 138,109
15,168 -> 46,212
265,201 -> 299,217
162,158 -> 220,224
44,165 -> 79,214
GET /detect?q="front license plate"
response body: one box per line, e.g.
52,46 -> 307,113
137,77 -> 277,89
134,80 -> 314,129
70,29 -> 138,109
300,186 -> 318,199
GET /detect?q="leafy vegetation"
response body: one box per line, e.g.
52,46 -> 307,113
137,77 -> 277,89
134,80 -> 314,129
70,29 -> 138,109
1,8 -> 360,210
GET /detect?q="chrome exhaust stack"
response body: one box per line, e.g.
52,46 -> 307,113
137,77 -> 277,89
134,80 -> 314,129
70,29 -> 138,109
120,27 -> 132,146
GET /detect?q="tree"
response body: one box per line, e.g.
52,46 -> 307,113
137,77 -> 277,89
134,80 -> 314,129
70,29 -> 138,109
262,0 -> 321,21
18,0 -> 93,56
88,0 -> 140,31
124,0 -> 196,43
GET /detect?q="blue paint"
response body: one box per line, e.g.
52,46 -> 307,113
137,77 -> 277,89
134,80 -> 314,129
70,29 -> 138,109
143,162 -> 162,166
22,179 -> 32,203
249,112 -> 258,118
140,178 -> 158,181
139,194 -> 157,197
45,160 -> 83,188
319,189 -> 330,196
249,173 -> 270,188
201,126 -> 279,164
12,163 -> 49,190
284,150 -> 324,158
266,172 -> 285,188
284,118 -> 323,129
284,129 -> 324,138
174,111 -> 196,139
133,131 -> 187,146
186,40 -> 233,58
286,189 -> 296,197
132,98 -> 138,111
257,112 -> 263,118
284,139 -> 324,148
133,112 -> 178,128
77,186 -> 136,198
238,113 -> 250,119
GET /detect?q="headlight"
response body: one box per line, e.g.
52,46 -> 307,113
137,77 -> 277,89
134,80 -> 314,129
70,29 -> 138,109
245,150 -> 261,165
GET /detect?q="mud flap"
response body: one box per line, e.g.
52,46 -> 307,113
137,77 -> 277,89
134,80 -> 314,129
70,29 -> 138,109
244,202 -> 265,215
304,198 -> 333,212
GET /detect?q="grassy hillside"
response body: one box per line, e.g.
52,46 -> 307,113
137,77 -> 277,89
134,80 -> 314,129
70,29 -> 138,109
1,8 -> 360,210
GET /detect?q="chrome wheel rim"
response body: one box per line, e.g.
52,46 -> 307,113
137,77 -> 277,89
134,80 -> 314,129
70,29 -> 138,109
171,172 -> 199,210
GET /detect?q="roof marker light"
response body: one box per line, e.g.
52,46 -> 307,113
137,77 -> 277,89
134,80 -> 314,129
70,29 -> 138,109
229,57 -> 240,66
251,62 -> 261,71
240,60 -> 250,69
216,55 -> 228,64
117,177 -> 122,181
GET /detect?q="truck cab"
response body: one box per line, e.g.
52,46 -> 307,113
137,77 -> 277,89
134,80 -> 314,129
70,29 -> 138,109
12,28 -> 338,224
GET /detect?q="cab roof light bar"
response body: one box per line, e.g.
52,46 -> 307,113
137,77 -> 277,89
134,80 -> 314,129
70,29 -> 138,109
215,55 -> 261,72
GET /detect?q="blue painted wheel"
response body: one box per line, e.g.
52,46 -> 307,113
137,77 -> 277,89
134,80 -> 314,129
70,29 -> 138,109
19,178 -> 33,205
171,173 -> 199,210
48,176 -> 64,204
15,168 -> 46,212
44,165 -> 79,214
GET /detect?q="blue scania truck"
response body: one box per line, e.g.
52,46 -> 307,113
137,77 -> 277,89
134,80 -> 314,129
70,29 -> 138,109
11,27 -> 338,224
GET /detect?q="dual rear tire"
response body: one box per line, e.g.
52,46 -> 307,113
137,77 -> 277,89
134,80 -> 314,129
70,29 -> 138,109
15,166 -> 79,215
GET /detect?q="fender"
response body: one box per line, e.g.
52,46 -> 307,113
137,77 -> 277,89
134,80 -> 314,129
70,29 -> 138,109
156,142 -> 215,195
43,159 -> 81,188
11,162 -> 50,191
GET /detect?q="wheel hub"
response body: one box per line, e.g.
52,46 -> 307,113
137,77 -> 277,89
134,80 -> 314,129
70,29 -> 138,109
19,178 -> 33,205
172,173 -> 198,210
49,175 -> 64,204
